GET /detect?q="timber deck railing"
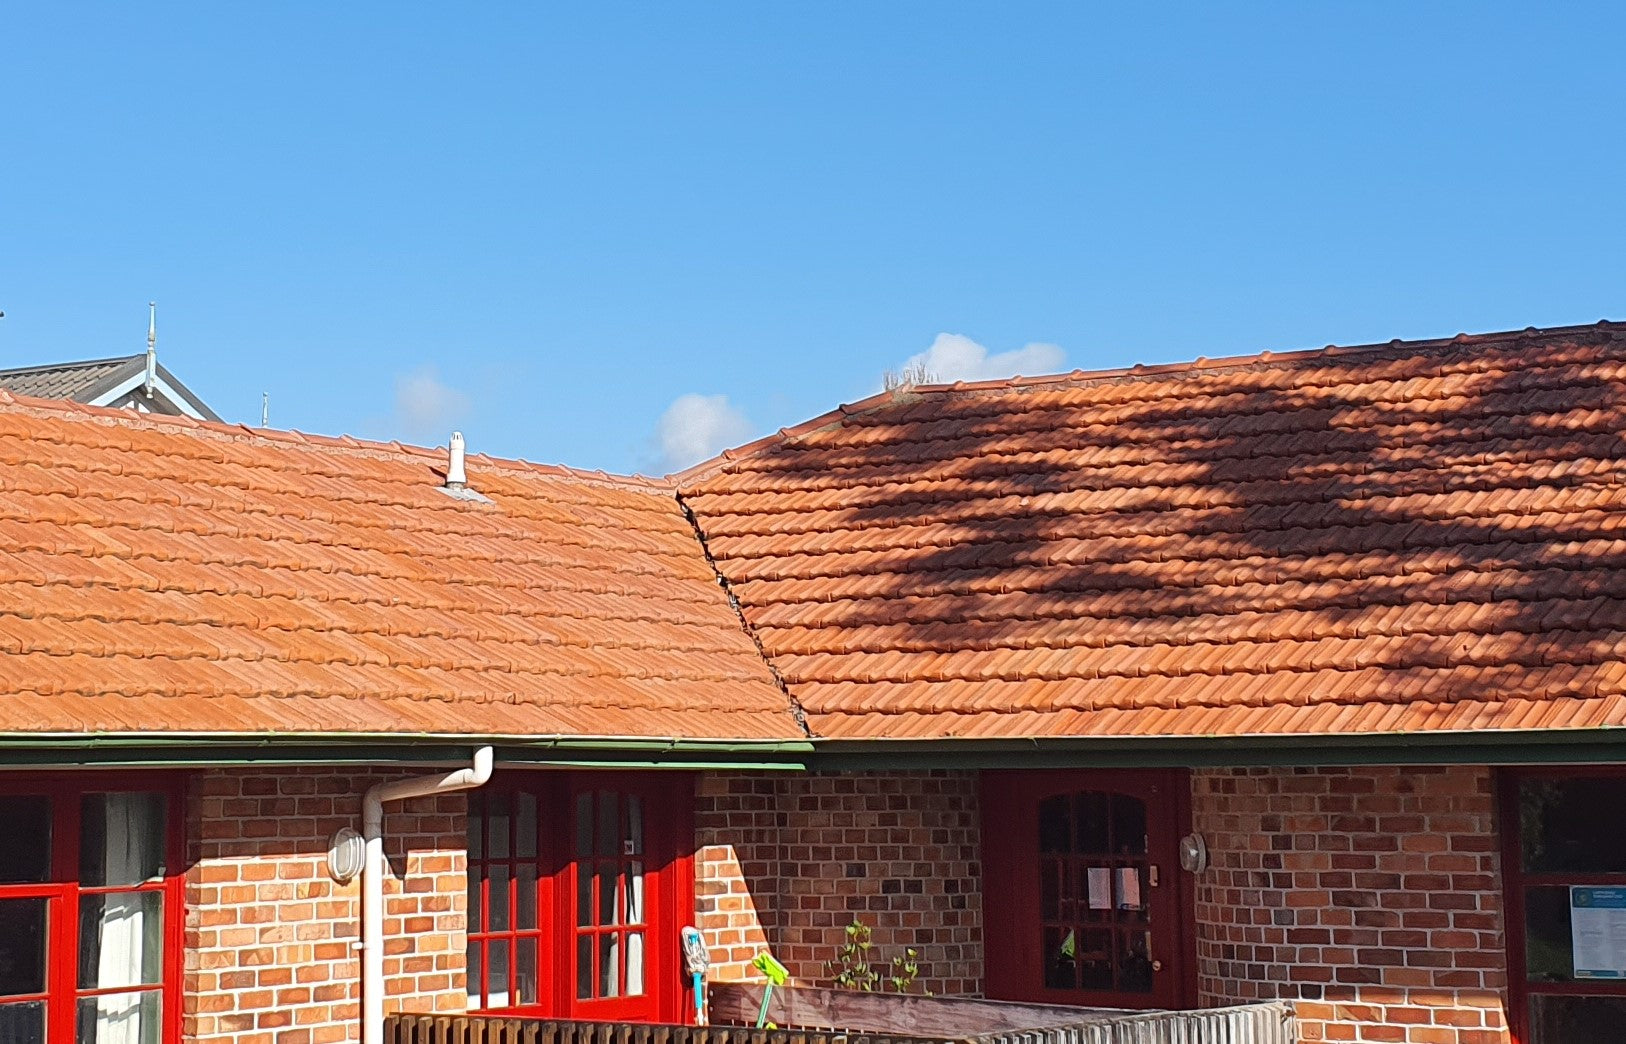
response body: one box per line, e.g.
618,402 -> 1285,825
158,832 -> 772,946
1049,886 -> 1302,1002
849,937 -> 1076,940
384,1016 -> 945,1044
386,988 -> 1296,1044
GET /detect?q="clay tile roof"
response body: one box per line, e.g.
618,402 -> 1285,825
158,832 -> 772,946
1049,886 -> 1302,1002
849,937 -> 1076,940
678,321 -> 1626,741
0,391 -> 800,740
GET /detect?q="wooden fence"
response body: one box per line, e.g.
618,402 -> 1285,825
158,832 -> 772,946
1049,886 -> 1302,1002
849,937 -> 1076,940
384,1015 -> 952,1044
385,1000 -> 1296,1044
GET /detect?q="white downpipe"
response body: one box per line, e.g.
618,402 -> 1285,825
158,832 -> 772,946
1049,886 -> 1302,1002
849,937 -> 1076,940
361,747 -> 493,1044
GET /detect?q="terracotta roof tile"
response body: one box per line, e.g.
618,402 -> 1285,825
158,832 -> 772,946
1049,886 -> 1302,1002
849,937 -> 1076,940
681,322 -> 1626,740
0,394 -> 799,740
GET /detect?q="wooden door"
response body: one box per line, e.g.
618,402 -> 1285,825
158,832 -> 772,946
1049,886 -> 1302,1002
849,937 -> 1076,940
982,769 -> 1193,1010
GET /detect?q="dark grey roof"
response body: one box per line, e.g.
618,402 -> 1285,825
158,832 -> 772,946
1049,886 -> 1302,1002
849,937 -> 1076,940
0,354 -> 222,422
0,355 -> 142,401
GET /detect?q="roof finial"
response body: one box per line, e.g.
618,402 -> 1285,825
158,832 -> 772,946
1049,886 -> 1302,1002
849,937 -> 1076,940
261,392 -> 269,428
144,301 -> 157,398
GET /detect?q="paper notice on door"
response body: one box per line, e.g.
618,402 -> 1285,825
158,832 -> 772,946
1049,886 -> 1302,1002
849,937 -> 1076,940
1116,867 -> 1143,911
1086,867 -> 1112,910
1572,886 -> 1626,978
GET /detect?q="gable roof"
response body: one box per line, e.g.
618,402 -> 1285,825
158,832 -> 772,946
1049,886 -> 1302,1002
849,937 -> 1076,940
679,321 -> 1626,742
0,391 -> 799,742
0,355 -> 223,422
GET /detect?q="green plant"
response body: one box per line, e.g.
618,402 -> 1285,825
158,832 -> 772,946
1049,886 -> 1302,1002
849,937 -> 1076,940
824,917 -> 929,994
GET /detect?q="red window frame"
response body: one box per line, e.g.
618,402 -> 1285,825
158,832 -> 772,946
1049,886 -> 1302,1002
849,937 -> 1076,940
0,772 -> 186,1044
1499,765 -> 1626,1044
466,773 -> 693,1024
981,768 -> 1196,1012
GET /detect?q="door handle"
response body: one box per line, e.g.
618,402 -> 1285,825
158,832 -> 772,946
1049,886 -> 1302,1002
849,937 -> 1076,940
1149,864 -> 1159,888
1152,959 -> 1163,972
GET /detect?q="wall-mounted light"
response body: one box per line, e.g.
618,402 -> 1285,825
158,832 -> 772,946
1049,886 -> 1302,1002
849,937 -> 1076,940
1178,833 -> 1208,873
328,827 -> 366,884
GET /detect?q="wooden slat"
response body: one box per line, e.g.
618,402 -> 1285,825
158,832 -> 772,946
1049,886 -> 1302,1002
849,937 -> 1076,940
708,984 -> 1110,1036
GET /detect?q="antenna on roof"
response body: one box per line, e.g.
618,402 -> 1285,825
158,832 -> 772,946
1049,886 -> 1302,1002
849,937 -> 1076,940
261,392 -> 269,427
144,301 -> 157,398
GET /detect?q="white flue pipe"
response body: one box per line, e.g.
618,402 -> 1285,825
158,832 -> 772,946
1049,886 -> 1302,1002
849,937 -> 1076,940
361,747 -> 493,1044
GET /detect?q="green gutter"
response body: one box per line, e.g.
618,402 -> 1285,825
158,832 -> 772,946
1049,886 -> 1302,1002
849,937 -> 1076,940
0,732 -> 812,771
13,726 -> 1626,772
808,727 -> 1626,770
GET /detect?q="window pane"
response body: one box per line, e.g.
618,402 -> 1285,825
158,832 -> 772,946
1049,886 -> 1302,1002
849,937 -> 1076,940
1040,860 -> 1061,920
597,865 -> 618,926
0,798 -> 50,884
516,937 -> 539,1006
466,943 -> 482,1007
596,793 -> 618,858
1075,792 -> 1110,855
486,795 -> 510,861
76,991 -> 160,1044
488,866 -> 510,932
1529,994 -> 1626,1044
516,793 -> 538,860
625,863 -> 644,925
468,796 -> 484,861
600,933 -> 620,998
576,868 -> 592,927
576,935 -> 592,999
486,939 -> 510,1008
1079,928 -> 1113,990
1119,930 -> 1154,993
1116,866 -> 1147,919
80,793 -> 167,886
1038,796 -> 1069,853
626,932 -> 645,997
0,899 -> 47,996
1111,795 -> 1148,857
1043,925 -> 1075,989
625,796 -> 643,856
517,864 -> 538,930
1526,886 -> 1575,982
468,872 -> 483,933
1522,779 -> 1626,873
574,794 -> 593,858
0,1000 -> 43,1044
79,892 -> 164,988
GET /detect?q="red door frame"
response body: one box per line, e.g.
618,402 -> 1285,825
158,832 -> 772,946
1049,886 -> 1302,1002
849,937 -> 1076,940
0,771 -> 186,1044
468,772 -> 693,1025
1498,765 -> 1626,1044
981,768 -> 1196,1011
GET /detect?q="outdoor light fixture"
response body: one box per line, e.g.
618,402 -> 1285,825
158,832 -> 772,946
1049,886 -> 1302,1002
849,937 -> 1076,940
1178,833 -> 1209,873
328,826 -> 366,883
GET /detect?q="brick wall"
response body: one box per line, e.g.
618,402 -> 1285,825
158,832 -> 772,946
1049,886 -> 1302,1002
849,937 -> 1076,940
694,770 -> 982,996
1192,766 -> 1508,1044
185,768 -> 469,1044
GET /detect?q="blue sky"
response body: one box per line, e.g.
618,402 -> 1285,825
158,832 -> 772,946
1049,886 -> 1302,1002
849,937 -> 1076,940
3,4 -> 1624,475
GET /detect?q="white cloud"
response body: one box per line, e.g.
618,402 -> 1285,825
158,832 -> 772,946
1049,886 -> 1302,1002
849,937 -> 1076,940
393,365 -> 471,443
890,333 -> 1066,388
653,393 -> 754,473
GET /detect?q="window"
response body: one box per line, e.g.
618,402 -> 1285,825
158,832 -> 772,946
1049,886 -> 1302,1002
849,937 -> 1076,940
467,774 -> 691,1023
0,778 -> 183,1044
1503,769 -> 1626,1044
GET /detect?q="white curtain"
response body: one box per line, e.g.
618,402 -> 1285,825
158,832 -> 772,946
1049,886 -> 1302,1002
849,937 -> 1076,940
88,793 -> 162,1044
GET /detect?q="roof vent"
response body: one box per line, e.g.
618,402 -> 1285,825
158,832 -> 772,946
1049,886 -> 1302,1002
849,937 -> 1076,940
438,431 -> 492,503
446,431 -> 468,489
